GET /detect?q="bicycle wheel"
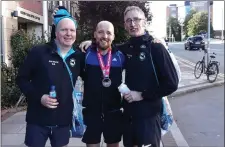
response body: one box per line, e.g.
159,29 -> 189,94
207,62 -> 219,83
194,61 -> 203,79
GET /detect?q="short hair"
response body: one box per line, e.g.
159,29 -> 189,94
124,6 -> 146,18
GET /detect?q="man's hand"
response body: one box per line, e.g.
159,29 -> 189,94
41,94 -> 59,109
124,91 -> 143,103
79,40 -> 92,53
153,38 -> 162,44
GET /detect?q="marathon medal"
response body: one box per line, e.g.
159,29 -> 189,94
102,77 -> 112,87
97,49 -> 112,87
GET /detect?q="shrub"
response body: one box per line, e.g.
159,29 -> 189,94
1,29 -> 47,108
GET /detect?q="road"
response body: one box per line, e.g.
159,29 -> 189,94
169,42 -> 224,74
169,85 -> 224,147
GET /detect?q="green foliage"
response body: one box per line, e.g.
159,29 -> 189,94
167,17 -> 181,41
9,29 -> 47,69
1,29 -> 47,108
75,1 -> 152,44
1,63 -> 21,108
183,9 -> 197,37
187,12 -> 214,37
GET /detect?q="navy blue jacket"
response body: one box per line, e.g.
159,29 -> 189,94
81,45 -> 125,115
118,33 -> 179,118
16,41 -> 84,126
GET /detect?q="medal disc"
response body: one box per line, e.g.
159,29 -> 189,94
102,78 -> 111,87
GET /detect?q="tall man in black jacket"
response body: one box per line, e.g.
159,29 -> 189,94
119,6 -> 178,147
16,8 -> 84,147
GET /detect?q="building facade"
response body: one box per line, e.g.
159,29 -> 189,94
166,4 -> 178,21
184,1 -> 213,21
1,1 -> 78,65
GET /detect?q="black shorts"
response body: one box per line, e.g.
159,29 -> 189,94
25,124 -> 70,147
123,115 -> 161,147
82,109 -> 123,144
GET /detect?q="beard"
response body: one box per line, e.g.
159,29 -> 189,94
96,40 -> 111,50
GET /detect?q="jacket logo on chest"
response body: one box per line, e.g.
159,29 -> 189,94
140,44 -> 146,49
70,58 -> 76,67
49,60 -> 59,65
139,52 -> 146,61
112,58 -> 117,62
126,54 -> 132,59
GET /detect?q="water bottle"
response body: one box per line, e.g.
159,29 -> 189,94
74,77 -> 83,104
49,85 -> 57,98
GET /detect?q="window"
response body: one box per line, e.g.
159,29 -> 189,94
193,37 -> 203,41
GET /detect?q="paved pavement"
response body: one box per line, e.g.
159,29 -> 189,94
1,56 -> 224,147
169,85 -> 224,147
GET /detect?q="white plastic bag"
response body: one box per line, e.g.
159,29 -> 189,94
161,96 -> 174,136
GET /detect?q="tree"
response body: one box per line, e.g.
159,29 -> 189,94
74,1 -> 152,44
187,12 -> 214,37
183,9 -> 197,38
167,17 -> 181,41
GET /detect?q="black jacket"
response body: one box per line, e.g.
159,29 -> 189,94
118,33 -> 179,118
16,41 -> 84,126
81,45 -> 125,115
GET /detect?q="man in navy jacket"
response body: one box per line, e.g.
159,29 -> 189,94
16,8 -> 84,147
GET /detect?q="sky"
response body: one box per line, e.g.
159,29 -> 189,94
148,1 -> 185,38
148,1 -> 224,38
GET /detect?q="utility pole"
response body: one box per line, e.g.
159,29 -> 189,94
181,24 -> 183,41
206,1 -> 211,65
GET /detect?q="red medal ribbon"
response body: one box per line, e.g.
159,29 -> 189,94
97,49 -> 112,78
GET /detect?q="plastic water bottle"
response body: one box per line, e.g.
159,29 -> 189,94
74,77 -> 83,104
49,85 -> 57,98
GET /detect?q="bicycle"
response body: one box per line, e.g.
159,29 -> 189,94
194,50 -> 220,83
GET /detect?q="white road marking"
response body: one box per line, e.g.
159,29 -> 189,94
175,56 -> 224,78
170,121 -> 190,147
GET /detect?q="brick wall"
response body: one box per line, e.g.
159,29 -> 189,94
18,1 -> 43,16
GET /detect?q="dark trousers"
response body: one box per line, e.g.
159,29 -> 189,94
25,124 -> 70,147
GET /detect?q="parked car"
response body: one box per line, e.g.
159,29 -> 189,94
184,36 -> 205,50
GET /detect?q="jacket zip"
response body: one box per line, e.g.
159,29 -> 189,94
101,83 -> 104,122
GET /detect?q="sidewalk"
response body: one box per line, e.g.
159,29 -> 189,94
170,56 -> 224,98
1,57 -> 224,147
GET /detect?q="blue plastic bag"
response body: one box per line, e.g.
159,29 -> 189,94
70,91 -> 86,138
